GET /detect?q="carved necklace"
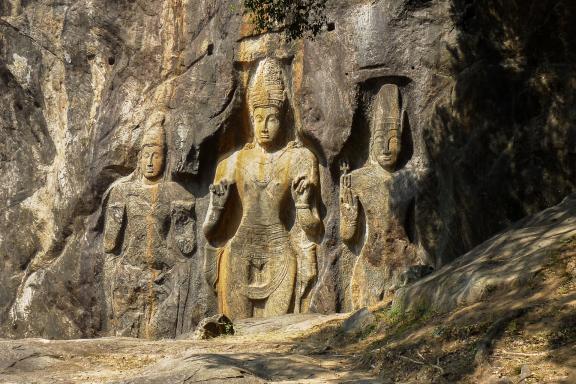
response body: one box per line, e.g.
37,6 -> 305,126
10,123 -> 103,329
242,145 -> 292,189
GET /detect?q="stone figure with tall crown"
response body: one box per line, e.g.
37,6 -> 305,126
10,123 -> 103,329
103,112 -> 196,338
339,84 -> 425,310
203,58 -> 322,320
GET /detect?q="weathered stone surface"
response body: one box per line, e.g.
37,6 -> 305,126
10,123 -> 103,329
394,194 -> 576,315
234,313 -> 348,336
189,313 -> 234,340
102,115 -> 197,339
1,0 -> 575,338
0,313 -> 379,383
338,83 -> 429,311
203,58 -> 323,320
1,0 -> 236,338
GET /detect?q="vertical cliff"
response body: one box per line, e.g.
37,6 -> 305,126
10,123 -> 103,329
0,0 -> 574,338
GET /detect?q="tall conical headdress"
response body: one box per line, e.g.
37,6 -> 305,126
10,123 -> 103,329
247,58 -> 286,111
371,84 -> 401,140
141,112 -> 166,148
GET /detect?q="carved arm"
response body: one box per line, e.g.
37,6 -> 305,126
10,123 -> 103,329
103,188 -> 125,253
292,175 -> 322,238
202,180 -> 231,240
171,200 -> 196,256
339,174 -> 359,242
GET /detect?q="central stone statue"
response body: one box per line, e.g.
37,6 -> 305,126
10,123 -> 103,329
203,58 -> 322,320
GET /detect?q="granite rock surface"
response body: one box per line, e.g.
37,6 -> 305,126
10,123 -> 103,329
0,0 -> 574,338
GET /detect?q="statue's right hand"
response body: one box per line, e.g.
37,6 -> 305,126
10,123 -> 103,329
339,159 -> 350,178
209,180 -> 231,209
340,174 -> 358,219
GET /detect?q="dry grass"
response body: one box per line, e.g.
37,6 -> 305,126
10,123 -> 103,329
296,236 -> 576,383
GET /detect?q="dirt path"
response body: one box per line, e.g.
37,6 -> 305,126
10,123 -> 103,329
0,314 -> 382,383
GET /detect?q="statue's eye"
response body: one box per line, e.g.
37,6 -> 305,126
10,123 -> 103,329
255,115 -> 263,122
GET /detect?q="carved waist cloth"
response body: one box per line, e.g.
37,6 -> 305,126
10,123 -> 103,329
231,223 -> 291,300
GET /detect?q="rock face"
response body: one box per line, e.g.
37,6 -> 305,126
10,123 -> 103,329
0,0 -> 574,338
394,193 -> 576,315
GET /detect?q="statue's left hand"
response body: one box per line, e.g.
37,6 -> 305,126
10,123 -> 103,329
292,175 -> 313,207
171,200 -> 196,256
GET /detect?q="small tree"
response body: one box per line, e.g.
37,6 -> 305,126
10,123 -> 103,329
244,0 -> 328,40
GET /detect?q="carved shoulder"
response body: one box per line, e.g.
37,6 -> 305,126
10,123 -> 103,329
350,166 -> 374,189
107,182 -> 128,205
290,146 -> 319,175
214,151 -> 240,184
296,146 -> 318,163
347,168 -> 366,182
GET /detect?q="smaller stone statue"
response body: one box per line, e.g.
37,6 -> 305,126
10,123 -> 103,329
103,113 -> 196,339
339,84 -> 426,310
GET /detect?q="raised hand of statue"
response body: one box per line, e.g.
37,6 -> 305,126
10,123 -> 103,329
339,159 -> 350,177
209,180 -> 231,209
340,174 -> 359,223
292,175 -> 313,208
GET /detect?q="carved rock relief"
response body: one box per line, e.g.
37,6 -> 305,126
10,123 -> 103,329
103,113 -> 197,339
99,71 -> 431,337
202,58 -> 323,320
338,83 -> 431,311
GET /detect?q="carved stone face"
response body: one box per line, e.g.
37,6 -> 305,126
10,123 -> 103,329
371,129 -> 400,171
140,145 -> 164,181
252,106 -> 282,148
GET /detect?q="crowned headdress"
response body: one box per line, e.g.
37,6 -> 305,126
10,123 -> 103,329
371,84 -> 401,142
247,58 -> 286,112
141,112 -> 166,149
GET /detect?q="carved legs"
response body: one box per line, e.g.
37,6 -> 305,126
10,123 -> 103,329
217,247 -> 251,320
350,256 -> 388,310
260,256 -> 297,317
217,246 -> 298,319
